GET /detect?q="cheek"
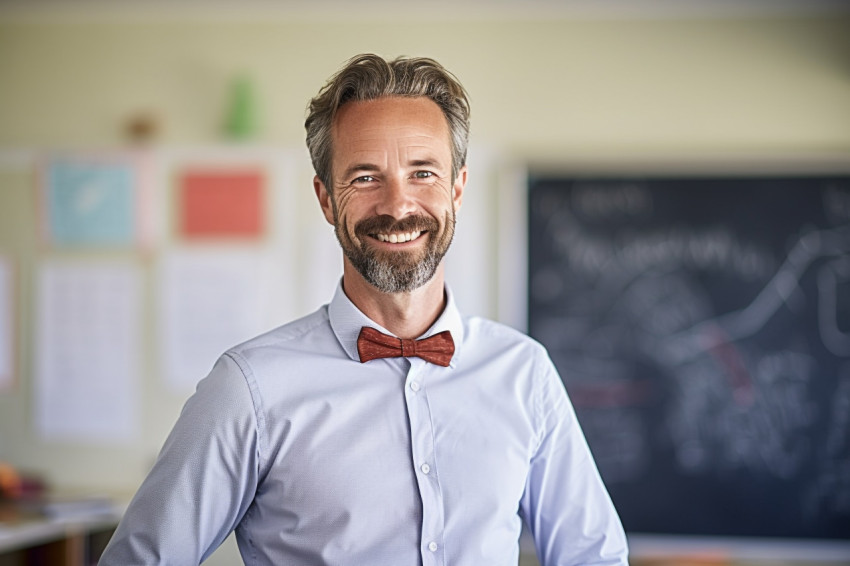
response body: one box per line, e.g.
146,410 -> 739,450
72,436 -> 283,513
439,210 -> 455,241
428,190 -> 456,222
333,195 -> 367,240
434,181 -> 457,207
331,192 -> 355,224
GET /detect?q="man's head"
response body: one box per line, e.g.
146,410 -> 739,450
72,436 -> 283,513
305,54 -> 470,192
306,55 -> 470,295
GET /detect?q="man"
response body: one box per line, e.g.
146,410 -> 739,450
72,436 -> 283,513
100,54 -> 628,565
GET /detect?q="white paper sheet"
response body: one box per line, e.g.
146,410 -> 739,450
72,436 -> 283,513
35,261 -> 140,442
0,257 -> 13,391
159,249 -> 271,392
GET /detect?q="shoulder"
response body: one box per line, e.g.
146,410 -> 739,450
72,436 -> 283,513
463,315 -> 550,359
213,305 -> 345,393
201,306 -> 335,447
228,305 -> 332,359
459,315 -> 558,385
462,315 -> 565,401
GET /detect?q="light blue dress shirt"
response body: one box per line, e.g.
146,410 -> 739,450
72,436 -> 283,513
100,284 -> 628,565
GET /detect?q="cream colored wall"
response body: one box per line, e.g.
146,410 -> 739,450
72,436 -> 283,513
0,12 -> 848,565
2,17 -> 849,155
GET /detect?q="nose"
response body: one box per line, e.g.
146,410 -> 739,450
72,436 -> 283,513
375,175 -> 416,219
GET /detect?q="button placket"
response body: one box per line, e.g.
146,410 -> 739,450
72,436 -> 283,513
404,359 -> 446,565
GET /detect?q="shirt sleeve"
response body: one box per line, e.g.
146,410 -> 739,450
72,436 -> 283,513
99,353 -> 261,566
520,357 -> 629,566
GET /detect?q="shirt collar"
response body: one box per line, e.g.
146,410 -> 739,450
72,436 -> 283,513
328,280 -> 465,368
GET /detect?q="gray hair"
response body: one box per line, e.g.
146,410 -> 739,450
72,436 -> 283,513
305,53 -> 471,191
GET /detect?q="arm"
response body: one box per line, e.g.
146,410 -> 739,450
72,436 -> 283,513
520,361 -> 629,566
99,354 -> 261,565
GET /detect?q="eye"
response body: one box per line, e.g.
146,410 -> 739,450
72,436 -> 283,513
412,171 -> 435,179
352,175 -> 377,184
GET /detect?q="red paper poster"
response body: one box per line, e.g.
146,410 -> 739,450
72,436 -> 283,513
179,169 -> 265,238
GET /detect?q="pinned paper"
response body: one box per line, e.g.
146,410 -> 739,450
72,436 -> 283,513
178,168 -> 265,239
34,261 -> 140,442
158,249 -> 271,391
42,155 -> 144,247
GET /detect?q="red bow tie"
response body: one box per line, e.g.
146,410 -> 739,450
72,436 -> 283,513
357,327 -> 454,367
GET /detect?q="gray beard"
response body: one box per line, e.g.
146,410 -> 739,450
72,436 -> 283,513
335,211 -> 455,294
347,245 -> 443,294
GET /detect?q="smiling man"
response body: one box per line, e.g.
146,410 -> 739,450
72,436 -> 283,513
315,95 -> 463,337
100,54 -> 628,566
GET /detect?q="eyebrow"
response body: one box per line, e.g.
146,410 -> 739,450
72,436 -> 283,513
340,163 -> 381,181
409,159 -> 440,168
339,158 -> 447,182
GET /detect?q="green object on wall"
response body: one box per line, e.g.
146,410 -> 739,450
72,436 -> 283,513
224,76 -> 258,140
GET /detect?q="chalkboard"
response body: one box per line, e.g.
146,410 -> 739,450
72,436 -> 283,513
527,175 -> 850,540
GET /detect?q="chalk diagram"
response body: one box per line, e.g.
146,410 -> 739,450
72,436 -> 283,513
528,178 -> 850,538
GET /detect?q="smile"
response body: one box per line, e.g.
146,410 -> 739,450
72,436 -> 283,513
374,231 -> 422,243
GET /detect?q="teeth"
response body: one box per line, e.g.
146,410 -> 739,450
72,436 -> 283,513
376,231 -> 421,243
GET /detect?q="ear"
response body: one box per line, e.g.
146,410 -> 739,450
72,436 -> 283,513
452,165 -> 468,213
314,175 -> 336,225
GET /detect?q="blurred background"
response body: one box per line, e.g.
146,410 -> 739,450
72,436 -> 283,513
0,0 -> 849,564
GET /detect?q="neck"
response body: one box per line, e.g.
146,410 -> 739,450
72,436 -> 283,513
341,261 -> 447,339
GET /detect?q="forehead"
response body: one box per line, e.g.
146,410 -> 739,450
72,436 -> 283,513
331,97 -> 451,159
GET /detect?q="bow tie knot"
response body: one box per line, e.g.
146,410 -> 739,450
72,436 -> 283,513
357,327 -> 454,367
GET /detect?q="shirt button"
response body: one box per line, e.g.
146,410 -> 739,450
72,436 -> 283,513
410,381 -> 421,392
420,463 -> 431,475
428,541 -> 438,552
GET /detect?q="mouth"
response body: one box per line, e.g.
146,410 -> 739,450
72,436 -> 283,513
373,230 -> 423,244
355,214 -> 437,248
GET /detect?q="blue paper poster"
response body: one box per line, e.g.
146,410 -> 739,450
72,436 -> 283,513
44,157 -> 138,246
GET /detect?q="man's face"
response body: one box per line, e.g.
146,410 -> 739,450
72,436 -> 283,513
315,96 -> 466,293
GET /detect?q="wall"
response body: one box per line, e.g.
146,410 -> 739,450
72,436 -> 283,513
1,15 -> 849,156
0,8 -> 848,564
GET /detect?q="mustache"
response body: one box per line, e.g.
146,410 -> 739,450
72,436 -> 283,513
354,215 -> 439,237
